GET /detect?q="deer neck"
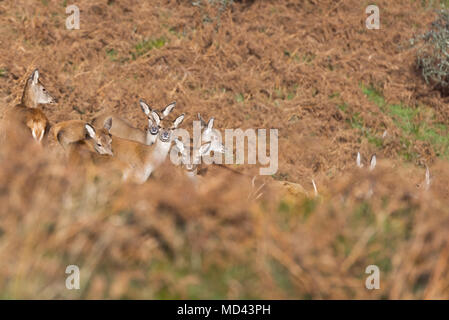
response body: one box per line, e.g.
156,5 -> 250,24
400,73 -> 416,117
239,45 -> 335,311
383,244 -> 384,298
137,138 -> 172,183
151,138 -> 172,166
184,148 -> 200,173
20,81 -> 37,108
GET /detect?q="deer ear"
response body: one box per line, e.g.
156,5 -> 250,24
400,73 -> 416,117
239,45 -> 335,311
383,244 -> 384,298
85,123 -> 96,139
369,154 -> 376,171
199,142 -> 211,156
207,118 -> 214,130
356,152 -> 362,168
174,138 -> 185,153
139,99 -> 151,116
162,102 -> 176,118
198,113 -> 207,128
173,113 -> 185,128
31,69 -> 39,84
103,117 -> 112,132
150,111 -> 161,126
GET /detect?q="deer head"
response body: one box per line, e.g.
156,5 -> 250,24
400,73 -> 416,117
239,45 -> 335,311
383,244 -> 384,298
198,113 -> 225,154
23,69 -> 57,108
140,100 -> 176,145
85,118 -> 113,156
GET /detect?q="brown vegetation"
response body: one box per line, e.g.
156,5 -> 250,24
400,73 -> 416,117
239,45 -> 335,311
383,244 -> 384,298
0,0 -> 448,299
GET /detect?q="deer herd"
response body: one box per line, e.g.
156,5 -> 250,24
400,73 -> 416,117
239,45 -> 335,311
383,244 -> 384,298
1,68 -> 432,193
1,69 -> 226,184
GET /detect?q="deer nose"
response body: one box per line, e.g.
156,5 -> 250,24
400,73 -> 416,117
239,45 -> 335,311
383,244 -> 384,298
31,127 -> 45,143
161,131 -> 170,141
106,148 -> 113,156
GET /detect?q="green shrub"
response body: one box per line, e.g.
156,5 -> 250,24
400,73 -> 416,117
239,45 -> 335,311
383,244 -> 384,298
414,10 -> 449,93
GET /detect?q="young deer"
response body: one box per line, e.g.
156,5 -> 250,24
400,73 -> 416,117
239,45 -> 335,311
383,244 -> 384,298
3,69 -> 56,143
110,111 -> 185,183
197,113 -> 226,154
53,118 -> 113,156
170,115 -> 226,181
173,138 -> 212,181
92,99 -> 176,146
356,152 -> 376,171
